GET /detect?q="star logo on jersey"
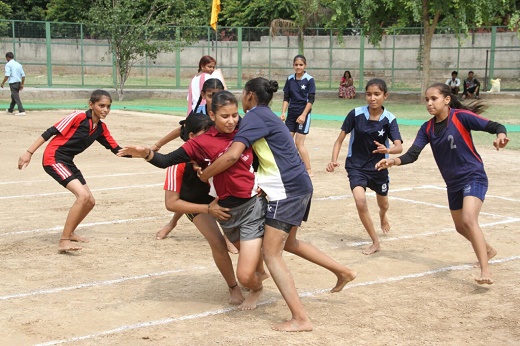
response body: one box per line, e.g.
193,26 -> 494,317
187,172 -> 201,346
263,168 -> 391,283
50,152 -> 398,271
301,84 -> 306,90
378,129 -> 385,137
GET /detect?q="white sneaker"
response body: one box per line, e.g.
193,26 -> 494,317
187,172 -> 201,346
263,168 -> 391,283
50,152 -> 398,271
15,112 -> 26,116
6,109 -> 13,115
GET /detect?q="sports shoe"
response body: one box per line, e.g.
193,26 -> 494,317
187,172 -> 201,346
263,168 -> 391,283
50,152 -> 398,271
6,109 -> 14,115
15,112 -> 26,116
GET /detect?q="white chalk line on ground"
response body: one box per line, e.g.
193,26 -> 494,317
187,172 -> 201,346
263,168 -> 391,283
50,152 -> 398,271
2,217 -> 519,303
0,266 -> 207,301
34,255 -> 520,346
0,171 -> 160,186
336,217 -> 520,248
0,216 -> 165,237
0,183 -> 163,200
316,185 -> 516,219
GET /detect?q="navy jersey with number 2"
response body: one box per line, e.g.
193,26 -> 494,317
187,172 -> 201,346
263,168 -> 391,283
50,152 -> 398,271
412,108 -> 490,191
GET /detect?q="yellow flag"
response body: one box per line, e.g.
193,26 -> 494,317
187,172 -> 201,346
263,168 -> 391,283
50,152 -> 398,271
210,0 -> 221,31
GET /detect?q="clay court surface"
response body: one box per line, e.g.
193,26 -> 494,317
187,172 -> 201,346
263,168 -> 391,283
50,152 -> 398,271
1,109 -> 519,345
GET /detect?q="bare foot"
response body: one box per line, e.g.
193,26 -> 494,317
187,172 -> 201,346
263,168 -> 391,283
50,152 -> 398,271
237,287 -> 263,311
380,213 -> 390,234
156,219 -> 177,240
226,241 -> 239,254
228,284 -> 245,305
362,243 -> 380,255
272,318 -> 313,332
331,268 -> 357,293
69,233 -> 89,243
258,270 -> 270,282
307,169 -> 314,177
473,247 -> 497,268
58,239 -> 82,253
475,269 -> 494,285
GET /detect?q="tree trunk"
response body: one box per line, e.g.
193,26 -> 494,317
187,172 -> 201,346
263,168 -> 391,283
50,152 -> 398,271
420,1 -> 441,100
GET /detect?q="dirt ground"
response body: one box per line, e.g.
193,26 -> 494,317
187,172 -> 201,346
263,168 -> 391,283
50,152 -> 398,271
1,109 -> 519,345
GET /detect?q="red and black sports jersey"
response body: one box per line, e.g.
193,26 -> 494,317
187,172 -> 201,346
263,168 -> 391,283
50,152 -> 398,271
42,110 -> 121,165
164,162 -> 213,205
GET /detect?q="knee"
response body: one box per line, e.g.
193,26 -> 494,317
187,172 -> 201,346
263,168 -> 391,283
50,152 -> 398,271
262,247 -> 282,265
236,269 -> 256,288
378,200 -> 389,212
77,193 -> 95,209
461,214 -> 478,231
354,196 -> 368,211
282,238 -> 299,254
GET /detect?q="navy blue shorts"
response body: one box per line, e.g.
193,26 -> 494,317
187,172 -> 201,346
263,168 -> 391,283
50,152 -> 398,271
44,162 -> 86,188
265,192 -> 312,233
347,169 -> 389,196
285,112 -> 311,135
447,180 -> 488,210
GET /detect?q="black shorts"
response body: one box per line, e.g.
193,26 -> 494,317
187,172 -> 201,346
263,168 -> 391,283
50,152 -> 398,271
285,112 -> 311,135
44,162 -> 86,188
347,169 -> 389,196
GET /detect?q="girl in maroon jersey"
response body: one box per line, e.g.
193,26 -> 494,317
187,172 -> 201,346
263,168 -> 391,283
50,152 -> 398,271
18,90 -> 125,253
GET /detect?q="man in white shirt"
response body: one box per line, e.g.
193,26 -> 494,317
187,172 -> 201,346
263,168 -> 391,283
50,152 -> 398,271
1,52 -> 26,116
445,70 -> 460,96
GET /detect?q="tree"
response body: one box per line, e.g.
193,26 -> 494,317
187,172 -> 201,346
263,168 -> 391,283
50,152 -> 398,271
88,0 -> 201,100
46,0 -> 91,23
9,0 -> 48,21
328,0 -> 516,96
269,0 -> 332,54
220,0 -> 298,27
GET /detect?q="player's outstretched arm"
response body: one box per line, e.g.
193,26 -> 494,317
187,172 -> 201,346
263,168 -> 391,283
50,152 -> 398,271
151,126 -> 182,152
18,136 -> 46,170
493,133 -> 509,151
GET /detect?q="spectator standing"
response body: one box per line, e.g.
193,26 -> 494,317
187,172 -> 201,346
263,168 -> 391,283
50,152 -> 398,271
2,52 -> 26,116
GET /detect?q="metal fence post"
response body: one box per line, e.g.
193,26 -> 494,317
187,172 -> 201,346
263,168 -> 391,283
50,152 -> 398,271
80,23 -> 84,86
359,29 -> 365,90
46,22 -> 52,87
176,27 -> 181,88
489,26 -> 497,84
11,20 -> 16,56
237,27 -> 243,88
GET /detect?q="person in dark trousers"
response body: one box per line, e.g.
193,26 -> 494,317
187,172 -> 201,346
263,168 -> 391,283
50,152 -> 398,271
2,52 -> 26,116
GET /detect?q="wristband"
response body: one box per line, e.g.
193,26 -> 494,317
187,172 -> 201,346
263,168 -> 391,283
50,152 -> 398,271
27,149 -> 34,155
144,148 -> 152,160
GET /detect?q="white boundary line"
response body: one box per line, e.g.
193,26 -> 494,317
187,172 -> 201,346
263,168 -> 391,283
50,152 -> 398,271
34,255 -> 520,346
0,266 -> 207,301
0,216 -> 164,237
0,171 -> 161,185
0,184 -> 162,200
2,217 -> 519,303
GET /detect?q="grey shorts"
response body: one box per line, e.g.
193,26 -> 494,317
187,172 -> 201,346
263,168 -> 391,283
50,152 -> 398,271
218,196 -> 266,243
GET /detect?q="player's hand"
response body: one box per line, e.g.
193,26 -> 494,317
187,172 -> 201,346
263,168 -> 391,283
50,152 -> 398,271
375,158 -> 394,171
493,134 -> 509,151
326,161 -> 340,172
150,143 -> 161,152
256,187 -> 266,196
280,113 -> 286,122
18,151 -> 32,170
208,197 -> 231,220
372,141 -> 389,154
197,168 -> 209,182
117,145 -> 149,158
297,114 -> 306,124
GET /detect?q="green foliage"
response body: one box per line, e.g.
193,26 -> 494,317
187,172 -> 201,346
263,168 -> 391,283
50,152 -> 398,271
88,0 -> 194,100
9,0 -> 48,21
220,0 -> 298,27
0,1 -> 12,19
46,0 -> 90,22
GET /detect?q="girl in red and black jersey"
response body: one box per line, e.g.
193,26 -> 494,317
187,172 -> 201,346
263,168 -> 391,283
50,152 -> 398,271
18,90 -> 125,253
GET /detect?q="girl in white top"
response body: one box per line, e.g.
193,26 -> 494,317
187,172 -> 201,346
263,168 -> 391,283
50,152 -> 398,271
187,55 -> 226,115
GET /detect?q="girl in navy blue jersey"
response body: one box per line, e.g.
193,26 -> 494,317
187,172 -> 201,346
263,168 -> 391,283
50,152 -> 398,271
376,82 -> 509,285
200,77 -> 357,332
17,90 -> 125,253
280,55 -> 316,176
327,79 -> 403,255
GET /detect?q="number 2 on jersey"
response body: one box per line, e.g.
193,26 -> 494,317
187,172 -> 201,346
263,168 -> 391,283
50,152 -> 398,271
447,135 -> 457,149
